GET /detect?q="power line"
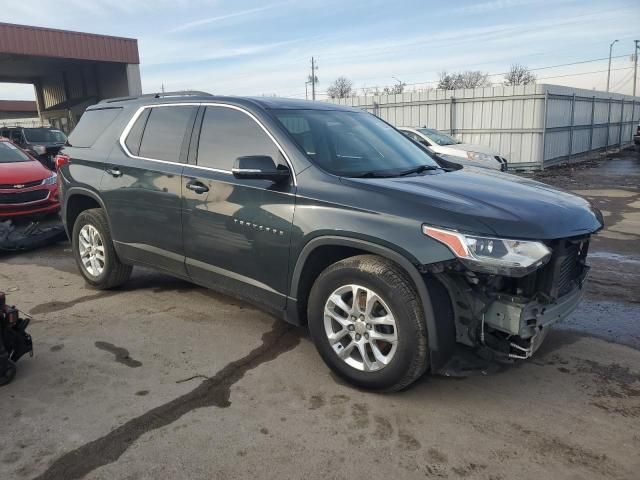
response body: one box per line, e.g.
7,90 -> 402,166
281,53 -> 637,98
608,68 -> 634,91
302,54 -> 635,97
287,67 -> 636,98
536,66 -> 634,81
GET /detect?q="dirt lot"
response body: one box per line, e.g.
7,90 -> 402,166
1,150 -> 639,480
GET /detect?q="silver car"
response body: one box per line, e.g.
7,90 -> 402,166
399,127 -> 508,171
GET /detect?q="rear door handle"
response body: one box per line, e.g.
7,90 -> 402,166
106,167 -> 123,177
186,180 -> 209,194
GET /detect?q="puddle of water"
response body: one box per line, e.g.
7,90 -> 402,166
588,251 -> 640,265
94,341 -> 142,368
572,189 -> 637,198
558,299 -> 640,350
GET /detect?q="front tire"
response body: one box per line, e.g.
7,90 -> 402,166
308,255 -> 429,392
72,208 -> 132,289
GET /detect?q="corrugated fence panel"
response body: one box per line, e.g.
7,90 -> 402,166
573,99 -> 593,126
572,128 -> 591,155
592,126 -> 608,149
325,84 -> 639,168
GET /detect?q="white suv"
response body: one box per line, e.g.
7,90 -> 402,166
399,127 -> 507,171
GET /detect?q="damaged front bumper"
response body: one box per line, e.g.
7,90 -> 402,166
436,265 -> 588,363
481,282 -> 585,359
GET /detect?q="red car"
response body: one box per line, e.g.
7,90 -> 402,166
0,137 -> 60,218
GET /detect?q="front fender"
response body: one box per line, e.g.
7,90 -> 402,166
289,235 -> 455,371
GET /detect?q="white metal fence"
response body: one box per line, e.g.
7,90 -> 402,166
0,117 -> 48,128
327,84 -> 640,169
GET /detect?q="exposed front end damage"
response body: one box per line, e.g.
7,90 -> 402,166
427,235 -> 590,362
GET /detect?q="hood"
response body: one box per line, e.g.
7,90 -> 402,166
0,159 -> 52,185
346,167 -> 602,240
433,143 -> 500,157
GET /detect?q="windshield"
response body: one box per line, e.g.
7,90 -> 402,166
418,128 -> 458,146
273,110 -> 438,177
23,128 -> 67,143
0,142 -> 31,163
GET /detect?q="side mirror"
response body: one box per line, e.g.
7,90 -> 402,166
232,156 -> 290,182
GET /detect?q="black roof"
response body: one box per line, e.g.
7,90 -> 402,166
93,91 -> 360,112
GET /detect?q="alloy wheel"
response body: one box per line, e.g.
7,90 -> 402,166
78,224 -> 105,277
323,284 -> 398,372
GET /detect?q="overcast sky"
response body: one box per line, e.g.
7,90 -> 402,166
1,0 -> 638,100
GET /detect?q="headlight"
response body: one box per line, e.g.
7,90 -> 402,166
32,145 -> 46,155
422,225 -> 551,277
41,173 -> 57,185
466,151 -> 494,163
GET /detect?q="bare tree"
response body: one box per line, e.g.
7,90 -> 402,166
503,64 -> 536,86
437,71 -> 457,90
327,76 -> 353,99
382,81 -> 406,95
437,70 -> 492,90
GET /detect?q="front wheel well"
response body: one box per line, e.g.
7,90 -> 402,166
65,194 -> 101,234
295,245 -> 368,324
294,244 -> 428,326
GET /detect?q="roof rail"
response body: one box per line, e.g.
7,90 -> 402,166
99,91 -> 213,104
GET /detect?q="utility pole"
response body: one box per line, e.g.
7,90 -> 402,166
606,39 -> 619,92
310,57 -> 318,101
633,40 -> 639,97
305,79 -> 312,100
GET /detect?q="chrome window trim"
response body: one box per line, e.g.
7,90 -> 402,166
118,102 -> 297,185
231,168 -> 262,173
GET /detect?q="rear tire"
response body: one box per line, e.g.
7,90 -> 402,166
308,255 -> 429,392
72,208 -> 132,289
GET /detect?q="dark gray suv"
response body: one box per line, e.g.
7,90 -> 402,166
57,92 -> 603,391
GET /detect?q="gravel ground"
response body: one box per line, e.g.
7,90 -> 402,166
1,149 -> 639,480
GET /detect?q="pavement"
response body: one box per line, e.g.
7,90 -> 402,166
1,149 -> 639,480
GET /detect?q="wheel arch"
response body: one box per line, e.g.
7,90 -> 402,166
288,235 -> 455,370
63,188 -> 108,238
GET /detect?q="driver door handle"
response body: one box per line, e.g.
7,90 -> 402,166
186,180 -> 209,194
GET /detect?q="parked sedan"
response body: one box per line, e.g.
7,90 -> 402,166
399,127 -> 508,171
0,138 -> 60,218
0,127 -> 67,170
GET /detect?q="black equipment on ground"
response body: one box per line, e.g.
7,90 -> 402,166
0,292 -> 33,386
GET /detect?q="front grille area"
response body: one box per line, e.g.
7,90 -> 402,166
0,180 -> 42,189
538,237 -> 589,299
556,242 -> 584,296
0,189 -> 48,205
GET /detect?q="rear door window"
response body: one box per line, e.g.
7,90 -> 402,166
138,106 -> 197,162
197,106 -> 281,171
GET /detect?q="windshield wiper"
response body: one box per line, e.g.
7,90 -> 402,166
350,171 -> 397,178
396,165 -> 440,176
350,165 -> 440,178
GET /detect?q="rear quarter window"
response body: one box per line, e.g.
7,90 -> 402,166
124,109 -> 151,156
68,108 -> 122,148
